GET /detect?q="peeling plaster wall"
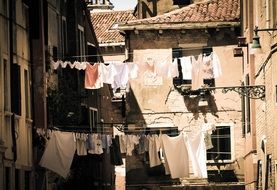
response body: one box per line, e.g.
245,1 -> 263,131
125,28 -> 245,185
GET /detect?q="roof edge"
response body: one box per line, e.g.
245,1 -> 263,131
99,42 -> 125,47
115,21 -> 241,31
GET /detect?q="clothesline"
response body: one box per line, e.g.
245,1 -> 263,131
48,125 -> 114,134
47,123 -> 232,134
50,52 -> 222,92
52,46 -> 214,59
39,124 -> 215,179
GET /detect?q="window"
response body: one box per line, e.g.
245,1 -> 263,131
11,63 -> 21,115
172,48 -> 215,88
89,107 -> 98,129
207,125 -> 232,162
78,25 -> 86,61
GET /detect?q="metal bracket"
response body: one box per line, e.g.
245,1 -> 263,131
203,85 -> 265,100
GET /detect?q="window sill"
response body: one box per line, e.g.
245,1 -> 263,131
206,159 -> 235,164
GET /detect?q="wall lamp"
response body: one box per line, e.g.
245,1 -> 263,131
252,26 -> 277,49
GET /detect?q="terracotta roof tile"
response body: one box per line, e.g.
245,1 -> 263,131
91,10 -> 136,44
125,0 -> 240,25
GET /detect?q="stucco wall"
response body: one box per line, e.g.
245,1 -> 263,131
125,27 -> 245,184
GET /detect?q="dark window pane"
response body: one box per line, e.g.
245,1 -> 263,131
11,63 -> 21,115
207,126 -> 231,160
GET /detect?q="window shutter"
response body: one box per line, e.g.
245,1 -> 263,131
11,63 -> 21,115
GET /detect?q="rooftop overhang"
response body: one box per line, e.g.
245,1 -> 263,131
98,42 -> 125,47
115,21 -> 240,31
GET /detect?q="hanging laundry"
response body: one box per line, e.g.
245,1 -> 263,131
190,52 -> 222,90
50,60 -> 61,70
148,135 -> 162,167
160,139 -> 171,175
180,56 -> 192,80
75,133 -> 88,156
204,132 -> 213,150
100,63 -> 117,85
39,131 -> 76,178
202,54 -> 214,79
161,133 -> 189,179
168,58 -> 179,78
110,135 -> 123,166
87,134 -> 104,155
101,134 -> 112,153
136,135 -> 148,155
185,131 -> 208,178
202,123 -> 216,150
75,61 -> 87,70
68,61 -> 77,69
155,57 -> 179,78
112,62 -> 129,92
128,62 -> 139,79
211,52 -> 222,78
119,135 -> 127,154
85,63 -> 103,89
191,54 -> 204,90
126,135 -> 140,156
60,61 -> 69,68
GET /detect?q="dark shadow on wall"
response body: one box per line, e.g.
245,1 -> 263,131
173,83 -> 219,119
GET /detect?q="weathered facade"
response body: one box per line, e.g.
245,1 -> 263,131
0,0 -> 122,188
241,1 -> 277,190
116,0 -> 245,189
0,0 -> 33,189
28,0 -> 119,189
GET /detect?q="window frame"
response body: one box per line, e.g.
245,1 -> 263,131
206,123 -> 235,163
89,107 -> 98,129
78,25 -> 86,62
172,47 -> 216,88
